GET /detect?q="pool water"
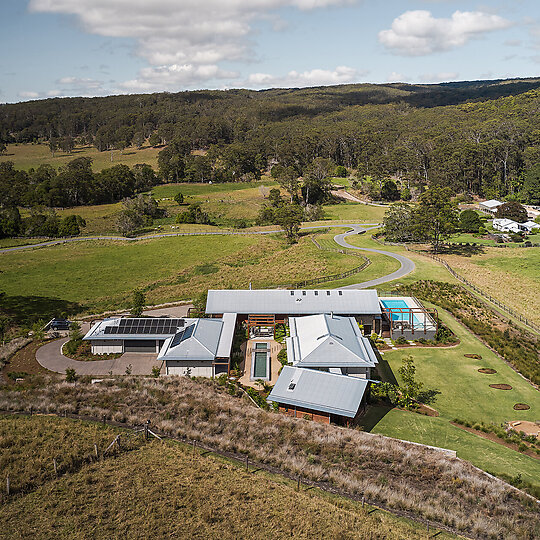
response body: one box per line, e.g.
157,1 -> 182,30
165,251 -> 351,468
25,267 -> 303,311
380,299 -> 423,326
253,351 -> 268,378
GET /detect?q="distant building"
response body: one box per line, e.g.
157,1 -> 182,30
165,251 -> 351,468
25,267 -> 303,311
267,365 -> 369,425
523,205 -> 540,221
493,218 -> 524,233
522,220 -> 540,233
478,199 -> 503,216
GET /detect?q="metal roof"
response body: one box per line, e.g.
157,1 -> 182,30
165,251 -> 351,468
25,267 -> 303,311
287,314 -> 378,368
205,289 -> 381,315
216,313 -> 237,358
267,366 -> 368,418
158,318 -> 224,362
479,199 -> 503,209
83,317 -> 187,341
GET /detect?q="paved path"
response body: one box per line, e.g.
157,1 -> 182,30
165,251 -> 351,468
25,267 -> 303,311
0,223 -> 380,254
334,225 -> 415,289
36,337 -> 161,376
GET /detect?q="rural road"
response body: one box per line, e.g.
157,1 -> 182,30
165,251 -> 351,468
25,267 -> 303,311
0,223 -> 380,254
334,225 -> 415,289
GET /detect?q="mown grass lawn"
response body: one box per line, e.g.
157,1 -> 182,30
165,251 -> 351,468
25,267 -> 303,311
364,306 -> 540,489
322,202 -> 386,223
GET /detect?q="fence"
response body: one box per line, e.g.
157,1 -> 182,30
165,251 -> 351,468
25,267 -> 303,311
372,235 -> 540,334
280,235 -> 370,289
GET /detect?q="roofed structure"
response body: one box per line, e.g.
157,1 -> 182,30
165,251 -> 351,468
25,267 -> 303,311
287,314 -> 377,373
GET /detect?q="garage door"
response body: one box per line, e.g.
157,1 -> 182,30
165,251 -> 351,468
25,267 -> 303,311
123,340 -> 157,352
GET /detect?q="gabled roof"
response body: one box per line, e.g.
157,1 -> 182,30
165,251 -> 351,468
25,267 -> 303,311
287,314 -> 378,368
267,366 -> 368,418
205,289 -> 381,315
158,318 -> 223,362
479,199 -> 503,209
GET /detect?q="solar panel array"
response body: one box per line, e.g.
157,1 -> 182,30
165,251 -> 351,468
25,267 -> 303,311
170,324 -> 195,347
104,318 -> 184,335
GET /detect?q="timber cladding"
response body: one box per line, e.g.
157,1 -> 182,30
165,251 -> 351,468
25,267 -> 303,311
279,405 -> 330,424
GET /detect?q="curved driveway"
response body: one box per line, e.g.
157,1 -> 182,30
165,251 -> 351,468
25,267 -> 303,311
334,225 -> 415,289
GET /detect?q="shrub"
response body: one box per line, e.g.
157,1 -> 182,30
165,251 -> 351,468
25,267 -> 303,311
394,336 -> 408,345
65,368 -> 77,382
151,366 -> 161,378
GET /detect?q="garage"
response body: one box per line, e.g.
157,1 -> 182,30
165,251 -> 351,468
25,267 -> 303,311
123,339 -> 158,353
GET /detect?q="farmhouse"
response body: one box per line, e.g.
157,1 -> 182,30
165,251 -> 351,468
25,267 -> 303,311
83,315 -> 235,376
267,365 -> 369,425
286,314 -> 378,379
478,199 -> 503,216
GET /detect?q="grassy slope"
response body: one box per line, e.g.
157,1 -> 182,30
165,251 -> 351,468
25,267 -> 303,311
0,233 -> 362,315
368,307 -> 540,487
440,248 -> 540,326
0,415 -> 452,540
0,143 -> 161,172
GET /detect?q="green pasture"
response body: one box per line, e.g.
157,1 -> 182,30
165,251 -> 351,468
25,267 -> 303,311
322,202 -> 386,223
0,232 -> 362,318
0,143 -> 162,172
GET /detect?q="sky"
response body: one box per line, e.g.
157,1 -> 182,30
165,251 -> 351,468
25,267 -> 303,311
1,0 -> 540,103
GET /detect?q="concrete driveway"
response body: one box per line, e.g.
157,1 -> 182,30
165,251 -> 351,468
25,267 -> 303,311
36,338 -> 161,376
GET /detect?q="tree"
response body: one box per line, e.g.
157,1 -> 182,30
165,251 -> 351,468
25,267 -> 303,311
174,192 -> 184,205
132,163 -> 158,192
148,133 -> 161,147
459,210 -> 483,233
380,180 -> 400,201
275,166 -> 299,203
382,203 -> 415,242
0,141 -> 6,155
58,215 -> 86,236
334,165 -> 348,178
273,203 -> 304,242
521,165 -> 540,205
268,188 -> 283,208
496,201 -> 528,223
49,137 -> 57,157
413,185 -> 458,252
176,202 -> 212,224
397,356 -> 423,409
131,289 -> 146,317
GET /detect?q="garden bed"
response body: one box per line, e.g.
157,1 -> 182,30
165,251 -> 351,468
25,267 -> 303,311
513,403 -> 531,411
478,368 -> 497,374
489,383 -> 513,390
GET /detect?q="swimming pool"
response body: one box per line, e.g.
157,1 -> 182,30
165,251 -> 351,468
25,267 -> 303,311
251,342 -> 270,380
380,299 -> 423,327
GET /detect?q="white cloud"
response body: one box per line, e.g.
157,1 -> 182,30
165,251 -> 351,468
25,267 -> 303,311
57,77 -> 103,90
378,10 -> 511,56
18,91 -> 40,99
386,71 -> 410,82
247,66 -> 367,88
418,71 -> 458,83
29,0 -> 357,91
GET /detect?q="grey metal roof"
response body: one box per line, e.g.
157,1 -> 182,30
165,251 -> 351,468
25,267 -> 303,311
287,314 -> 378,368
479,199 -> 503,208
158,318 -> 223,362
267,366 -> 369,418
215,313 -> 237,358
206,289 -> 381,315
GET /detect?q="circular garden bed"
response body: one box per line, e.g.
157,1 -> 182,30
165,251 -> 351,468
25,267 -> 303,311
464,354 -> 482,359
489,384 -> 512,390
478,368 -> 497,374
513,403 -> 531,410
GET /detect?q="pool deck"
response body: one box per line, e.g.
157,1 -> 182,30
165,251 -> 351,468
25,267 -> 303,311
238,339 -> 284,388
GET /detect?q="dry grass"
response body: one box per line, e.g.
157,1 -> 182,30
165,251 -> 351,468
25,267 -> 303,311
1,377 -> 538,538
439,248 -> 540,326
0,416 -> 448,540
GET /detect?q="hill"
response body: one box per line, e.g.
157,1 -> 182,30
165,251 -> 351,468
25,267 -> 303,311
1,376 -> 539,538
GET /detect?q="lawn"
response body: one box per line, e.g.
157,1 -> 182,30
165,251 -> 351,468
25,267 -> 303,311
363,306 -> 540,489
0,233 -> 362,317
0,143 -> 162,172
322,202 -> 386,223
0,415 -> 447,540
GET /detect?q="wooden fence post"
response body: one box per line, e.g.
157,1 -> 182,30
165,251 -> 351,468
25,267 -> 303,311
53,458 -> 57,476
297,476 -> 300,491
6,475 -> 9,496
245,455 -> 249,471
94,444 -> 99,460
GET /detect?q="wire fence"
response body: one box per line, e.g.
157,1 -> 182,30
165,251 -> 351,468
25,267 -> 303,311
372,235 -> 540,334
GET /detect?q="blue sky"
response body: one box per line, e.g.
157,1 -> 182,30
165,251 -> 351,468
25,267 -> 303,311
1,0 -> 539,103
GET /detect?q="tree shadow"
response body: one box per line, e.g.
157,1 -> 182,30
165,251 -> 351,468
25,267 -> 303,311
417,389 -> 441,406
439,244 -> 485,256
373,348 -> 398,385
0,294 -> 85,324
358,404 -> 394,432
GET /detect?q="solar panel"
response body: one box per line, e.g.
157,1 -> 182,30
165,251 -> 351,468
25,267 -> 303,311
170,324 -> 195,348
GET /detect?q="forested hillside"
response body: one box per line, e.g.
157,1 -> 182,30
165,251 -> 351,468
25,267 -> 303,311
1,78 -> 540,201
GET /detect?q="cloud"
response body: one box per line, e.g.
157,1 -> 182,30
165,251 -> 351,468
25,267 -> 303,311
418,71 -> 458,82
247,66 -> 367,88
29,0 -> 357,91
18,91 -> 40,99
378,10 -> 511,56
57,77 -> 103,89
386,71 -> 410,83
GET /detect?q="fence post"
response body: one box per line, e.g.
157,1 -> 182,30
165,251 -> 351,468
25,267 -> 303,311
94,444 -> 99,460
6,475 -> 9,496
245,455 -> 249,471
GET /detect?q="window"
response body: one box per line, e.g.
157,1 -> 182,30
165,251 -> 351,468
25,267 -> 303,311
326,291 -> 331,296
290,291 -> 294,295
338,291 -> 342,296
288,382 -> 296,390
314,291 -> 318,296
302,291 -> 306,296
